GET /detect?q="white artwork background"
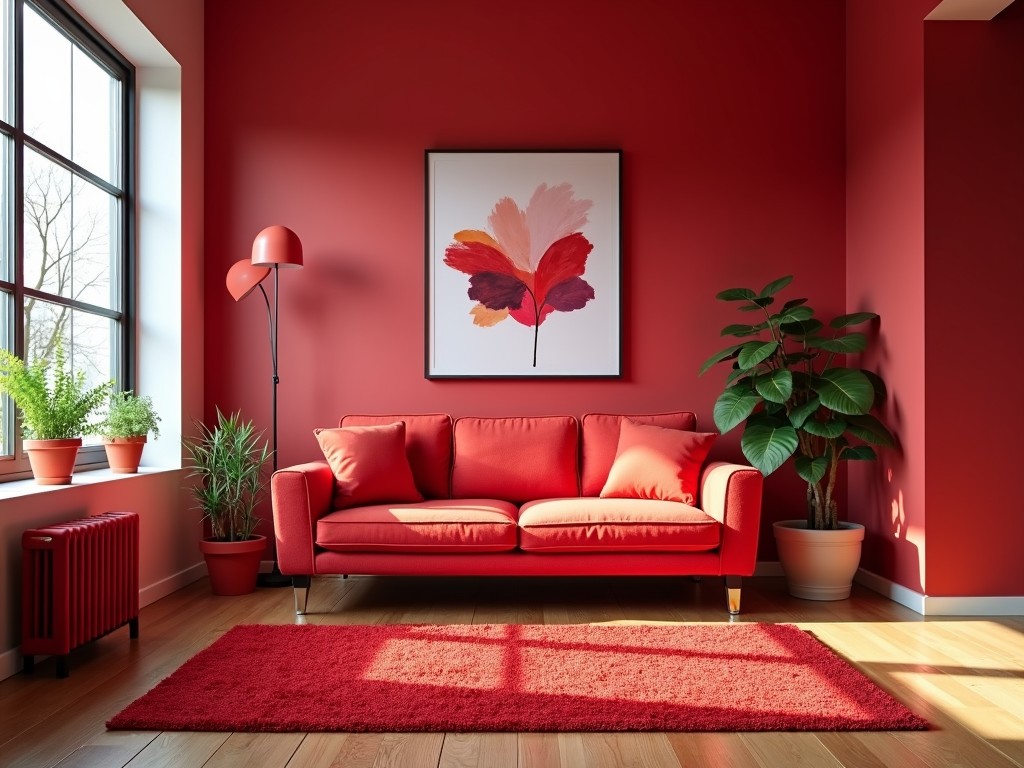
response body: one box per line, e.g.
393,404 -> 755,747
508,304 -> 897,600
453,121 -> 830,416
427,152 -> 621,377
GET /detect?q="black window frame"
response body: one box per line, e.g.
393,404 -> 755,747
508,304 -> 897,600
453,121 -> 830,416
0,0 -> 135,481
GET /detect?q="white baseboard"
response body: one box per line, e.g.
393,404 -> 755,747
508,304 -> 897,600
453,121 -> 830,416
855,568 -> 1024,616
0,647 -> 23,682
139,562 -> 207,608
758,562 -> 1023,616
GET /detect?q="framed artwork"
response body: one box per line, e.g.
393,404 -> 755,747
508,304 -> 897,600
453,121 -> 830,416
425,150 -> 622,379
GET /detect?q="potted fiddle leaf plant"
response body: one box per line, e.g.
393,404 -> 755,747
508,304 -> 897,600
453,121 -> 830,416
97,391 -> 161,474
184,408 -> 271,595
700,275 -> 895,600
0,343 -> 112,484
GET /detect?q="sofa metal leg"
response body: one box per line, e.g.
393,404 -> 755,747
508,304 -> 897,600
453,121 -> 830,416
293,576 -> 311,615
725,576 -> 742,616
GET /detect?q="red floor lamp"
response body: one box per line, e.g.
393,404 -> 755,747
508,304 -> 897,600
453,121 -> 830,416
225,225 -> 304,588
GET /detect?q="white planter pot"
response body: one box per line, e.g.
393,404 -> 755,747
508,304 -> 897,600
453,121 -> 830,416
773,520 -> 865,601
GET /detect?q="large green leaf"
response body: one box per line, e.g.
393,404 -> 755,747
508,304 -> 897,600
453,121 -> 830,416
759,275 -> 794,297
720,323 -> 761,338
781,298 -> 809,311
788,397 -> 820,428
812,368 -> 874,414
716,287 -> 756,302
802,418 -> 847,438
737,341 -> 778,370
773,305 -> 814,325
780,318 -> 823,336
741,422 -> 798,476
816,333 -> 867,354
698,343 -> 744,375
830,311 -> 878,329
842,445 -> 878,461
755,369 -> 793,403
795,455 -> 828,484
713,387 -> 761,433
846,414 -> 895,447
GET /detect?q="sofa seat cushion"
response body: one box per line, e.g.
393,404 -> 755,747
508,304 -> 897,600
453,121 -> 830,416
518,498 -> 720,553
316,499 -> 519,553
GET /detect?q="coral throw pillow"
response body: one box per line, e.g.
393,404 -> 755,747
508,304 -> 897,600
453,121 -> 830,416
599,420 -> 717,505
314,422 -> 424,509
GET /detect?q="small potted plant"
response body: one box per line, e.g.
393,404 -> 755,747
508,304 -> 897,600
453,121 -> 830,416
0,343 -> 111,484
184,408 -> 271,595
701,275 -> 895,600
97,391 -> 161,473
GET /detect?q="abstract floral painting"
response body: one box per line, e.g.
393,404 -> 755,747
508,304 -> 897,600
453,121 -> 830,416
426,151 -> 621,378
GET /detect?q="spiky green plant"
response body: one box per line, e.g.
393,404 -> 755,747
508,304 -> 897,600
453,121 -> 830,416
184,408 -> 270,542
98,391 -> 161,440
0,343 -> 112,440
700,275 -> 895,530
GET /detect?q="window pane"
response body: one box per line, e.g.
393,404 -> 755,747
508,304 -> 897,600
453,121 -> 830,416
24,147 -> 116,309
25,300 -> 114,446
24,5 -> 71,157
25,298 -> 113,386
72,46 -> 119,184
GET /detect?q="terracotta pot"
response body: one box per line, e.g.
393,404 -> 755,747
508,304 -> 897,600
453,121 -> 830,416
102,436 -> 147,473
199,535 -> 266,596
24,438 -> 82,485
773,520 -> 865,601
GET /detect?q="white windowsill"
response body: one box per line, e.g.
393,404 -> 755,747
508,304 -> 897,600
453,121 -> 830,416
0,465 -> 183,501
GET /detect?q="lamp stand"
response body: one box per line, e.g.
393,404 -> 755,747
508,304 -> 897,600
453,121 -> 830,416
256,265 -> 291,588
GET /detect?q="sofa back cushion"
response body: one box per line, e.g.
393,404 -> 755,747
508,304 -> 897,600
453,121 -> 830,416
580,411 -> 698,496
340,413 -> 453,498
452,416 -> 580,503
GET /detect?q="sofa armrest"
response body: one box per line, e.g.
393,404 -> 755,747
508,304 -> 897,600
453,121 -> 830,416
271,461 -> 334,575
700,461 -> 764,576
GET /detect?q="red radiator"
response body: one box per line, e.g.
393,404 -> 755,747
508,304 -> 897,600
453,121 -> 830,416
21,511 -> 140,678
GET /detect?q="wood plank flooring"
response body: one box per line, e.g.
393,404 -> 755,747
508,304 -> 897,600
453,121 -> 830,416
0,575 -> 1021,767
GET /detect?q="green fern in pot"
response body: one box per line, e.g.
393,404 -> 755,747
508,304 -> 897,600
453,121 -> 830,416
0,343 -> 111,440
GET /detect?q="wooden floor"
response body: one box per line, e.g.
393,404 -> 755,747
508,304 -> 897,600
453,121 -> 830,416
0,574 -> 1021,768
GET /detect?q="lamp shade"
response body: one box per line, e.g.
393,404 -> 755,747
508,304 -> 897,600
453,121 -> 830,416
251,225 -> 303,268
226,258 -> 271,301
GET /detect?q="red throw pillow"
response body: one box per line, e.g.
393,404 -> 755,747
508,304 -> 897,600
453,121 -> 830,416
599,420 -> 717,505
314,422 -> 424,509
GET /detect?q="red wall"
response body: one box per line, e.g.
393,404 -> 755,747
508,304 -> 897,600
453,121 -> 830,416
846,0 -> 1024,598
204,0 -> 847,557
845,0 -> 934,593
923,5 -> 1024,596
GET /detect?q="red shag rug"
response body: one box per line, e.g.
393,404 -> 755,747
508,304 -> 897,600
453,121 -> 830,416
107,623 -> 927,733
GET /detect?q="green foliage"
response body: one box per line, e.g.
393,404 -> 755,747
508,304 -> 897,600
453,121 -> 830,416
701,276 -> 895,530
98,391 -> 161,440
184,409 -> 270,542
0,343 -> 112,440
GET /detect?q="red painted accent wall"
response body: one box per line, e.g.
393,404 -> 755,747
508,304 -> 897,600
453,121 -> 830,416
922,6 -> 1024,596
204,0 -> 847,558
847,0 -> 1024,598
845,0 -> 935,594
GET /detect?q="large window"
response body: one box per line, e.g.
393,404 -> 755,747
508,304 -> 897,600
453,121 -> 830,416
0,0 -> 133,479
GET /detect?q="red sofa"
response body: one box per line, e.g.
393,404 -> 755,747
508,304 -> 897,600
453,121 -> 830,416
271,412 -> 764,615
